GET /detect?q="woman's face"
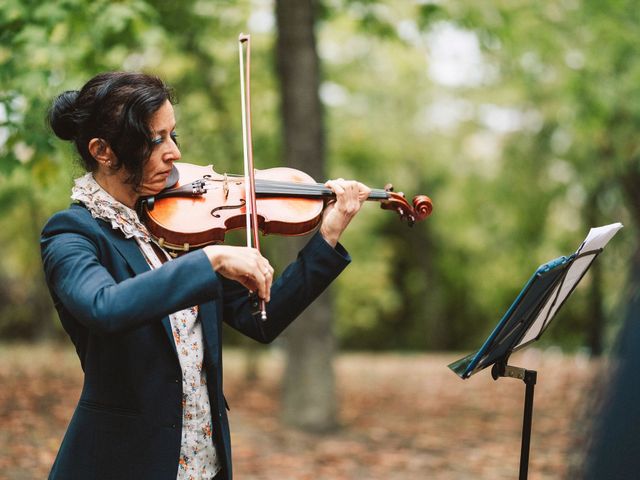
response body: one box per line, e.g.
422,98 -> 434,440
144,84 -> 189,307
138,100 -> 181,197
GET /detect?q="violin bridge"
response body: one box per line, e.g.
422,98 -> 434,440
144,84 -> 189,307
223,173 -> 229,200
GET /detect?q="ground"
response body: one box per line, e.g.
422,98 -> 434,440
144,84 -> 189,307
0,343 -> 600,479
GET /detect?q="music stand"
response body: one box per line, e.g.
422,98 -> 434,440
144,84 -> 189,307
448,223 -> 623,480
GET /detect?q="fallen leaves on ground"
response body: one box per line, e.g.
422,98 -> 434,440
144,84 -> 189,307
0,343 -> 601,479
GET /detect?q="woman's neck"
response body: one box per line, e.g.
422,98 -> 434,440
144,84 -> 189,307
93,169 -> 138,209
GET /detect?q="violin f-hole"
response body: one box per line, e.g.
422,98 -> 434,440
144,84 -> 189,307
211,199 -> 246,218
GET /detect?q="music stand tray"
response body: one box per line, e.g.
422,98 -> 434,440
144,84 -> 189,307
448,222 -> 622,479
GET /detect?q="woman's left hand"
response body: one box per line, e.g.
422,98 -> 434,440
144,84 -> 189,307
319,179 -> 371,247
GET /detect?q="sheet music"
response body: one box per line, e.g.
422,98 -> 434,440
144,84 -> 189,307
516,222 -> 623,348
578,222 -> 624,254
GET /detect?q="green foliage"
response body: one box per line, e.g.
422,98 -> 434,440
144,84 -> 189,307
0,0 -> 634,352
440,0 -> 638,349
323,0 -> 633,351
0,0 -> 279,338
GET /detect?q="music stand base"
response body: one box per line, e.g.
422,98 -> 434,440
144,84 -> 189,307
491,360 -> 537,480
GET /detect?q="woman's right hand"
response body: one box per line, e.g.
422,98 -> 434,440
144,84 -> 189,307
203,245 -> 273,302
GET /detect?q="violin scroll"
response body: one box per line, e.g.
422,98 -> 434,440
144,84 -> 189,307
380,185 -> 433,226
413,194 -> 434,221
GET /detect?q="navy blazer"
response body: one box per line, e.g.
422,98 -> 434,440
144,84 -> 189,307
41,203 -> 350,480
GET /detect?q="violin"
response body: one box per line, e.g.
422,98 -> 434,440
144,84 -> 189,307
141,162 -> 433,253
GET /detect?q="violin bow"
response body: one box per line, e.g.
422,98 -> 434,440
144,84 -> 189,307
239,33 -> 267,321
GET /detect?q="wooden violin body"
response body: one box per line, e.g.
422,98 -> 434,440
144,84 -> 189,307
141,162 -> 433,253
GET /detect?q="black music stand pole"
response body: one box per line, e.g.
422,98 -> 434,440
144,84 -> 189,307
491,360 -> 537,480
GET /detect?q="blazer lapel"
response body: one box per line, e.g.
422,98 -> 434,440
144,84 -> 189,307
98,222 -> 178,356
199,301 -> 220,368
98,222 -> 150,276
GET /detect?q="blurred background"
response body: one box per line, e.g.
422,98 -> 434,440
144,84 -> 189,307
0,0 -> 636,478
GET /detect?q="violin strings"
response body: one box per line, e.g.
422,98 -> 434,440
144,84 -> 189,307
202,175 -> 390,199
253,179 -> 389,200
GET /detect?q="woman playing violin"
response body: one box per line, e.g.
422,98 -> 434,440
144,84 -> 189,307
41,71 -> 370,480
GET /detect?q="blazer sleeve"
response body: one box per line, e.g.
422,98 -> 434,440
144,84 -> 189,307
221,231 -> 351,343
41,208 -> 222,334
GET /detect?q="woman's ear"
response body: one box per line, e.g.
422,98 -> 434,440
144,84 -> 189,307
88,138 -> 116,167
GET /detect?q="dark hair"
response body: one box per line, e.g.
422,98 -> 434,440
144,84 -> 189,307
47,72 -> 175,188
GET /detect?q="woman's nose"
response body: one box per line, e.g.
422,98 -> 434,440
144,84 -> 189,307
166,140 -> 181,161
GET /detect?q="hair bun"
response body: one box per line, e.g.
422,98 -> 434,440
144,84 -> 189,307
48,90 -> 80,141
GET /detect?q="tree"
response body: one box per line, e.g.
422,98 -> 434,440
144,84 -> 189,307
275,0 -> 338,431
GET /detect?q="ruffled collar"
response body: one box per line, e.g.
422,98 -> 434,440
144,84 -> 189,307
71,173 -> 151,242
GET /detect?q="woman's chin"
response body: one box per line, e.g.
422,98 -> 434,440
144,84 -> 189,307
139,181 -> 166,198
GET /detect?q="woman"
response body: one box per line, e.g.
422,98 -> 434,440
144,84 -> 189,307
41,71 -> 369,480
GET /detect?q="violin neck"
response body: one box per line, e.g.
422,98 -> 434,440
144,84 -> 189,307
255,180 -> 389,201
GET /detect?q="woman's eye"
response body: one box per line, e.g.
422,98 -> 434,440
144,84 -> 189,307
151,132 -> 178,147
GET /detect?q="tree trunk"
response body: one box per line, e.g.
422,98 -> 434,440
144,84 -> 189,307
586,258 -> 604,356
585,190 -> 604,357
275,0 -> 338,431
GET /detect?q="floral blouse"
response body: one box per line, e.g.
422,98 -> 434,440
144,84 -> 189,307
71,173 -> 221,479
